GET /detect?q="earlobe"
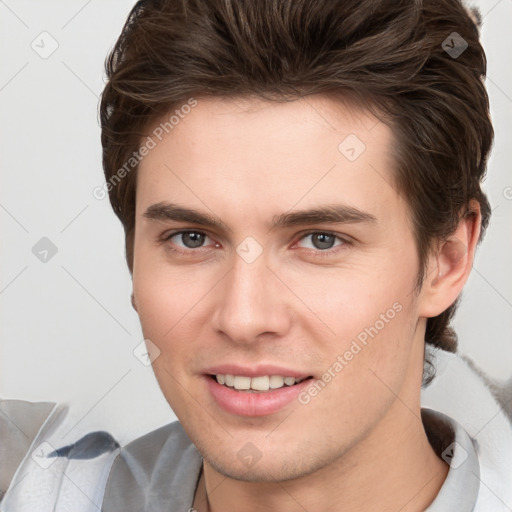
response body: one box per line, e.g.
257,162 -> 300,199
419,201 -> 481,318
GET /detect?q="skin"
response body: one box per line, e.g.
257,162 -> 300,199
132,94 -> 481,512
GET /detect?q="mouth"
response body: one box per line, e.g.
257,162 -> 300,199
210,374 -> 312,392
204,369 -> 315,416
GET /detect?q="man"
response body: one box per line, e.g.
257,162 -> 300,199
96,0 -> 512,510
5,0 -> 510,510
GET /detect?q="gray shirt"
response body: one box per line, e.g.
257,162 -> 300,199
0,400 -> 119,512
0,399 -> 56,503
102,408 -> 480,511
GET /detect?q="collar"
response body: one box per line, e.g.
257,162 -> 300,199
423,408 -> 480,512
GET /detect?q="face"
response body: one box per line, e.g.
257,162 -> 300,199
132,95 -> 429,481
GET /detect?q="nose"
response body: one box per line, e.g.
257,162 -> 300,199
211,251 -> 292,345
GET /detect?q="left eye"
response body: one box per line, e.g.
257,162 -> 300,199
168,231 -> 213,249
296,232 -> 344,250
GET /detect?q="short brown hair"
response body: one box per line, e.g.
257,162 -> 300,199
100,0 -> 493,381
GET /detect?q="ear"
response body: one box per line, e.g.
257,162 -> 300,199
131,292 -> 138,312
418,200 -> 482,318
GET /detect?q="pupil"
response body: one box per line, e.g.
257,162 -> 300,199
183,232 -> 205,248
313,233 -> 335,250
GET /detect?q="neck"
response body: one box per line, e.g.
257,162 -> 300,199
194,399 -> 448,512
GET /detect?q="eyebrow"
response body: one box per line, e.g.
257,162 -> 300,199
143,202 -> 231,231
272,205 -> 377,228
143,201 -> 377,231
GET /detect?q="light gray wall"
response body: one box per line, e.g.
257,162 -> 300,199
1,0 -> 511,445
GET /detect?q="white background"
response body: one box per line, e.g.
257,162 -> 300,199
1,0 -> 511,445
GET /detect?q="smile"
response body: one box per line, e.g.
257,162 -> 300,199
213,374 -> 309,392
205,371 -> 314,416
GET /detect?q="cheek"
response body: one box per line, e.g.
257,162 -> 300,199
132,258 -> 208,409
296,295 -> 418,431
280,254 -> 417,341
279,254 -> 420,398
133,243 -> 210,336
132,250 -> 226,397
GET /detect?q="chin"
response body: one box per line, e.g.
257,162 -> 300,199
207,459 -> 304,483
203,444 -> 338,484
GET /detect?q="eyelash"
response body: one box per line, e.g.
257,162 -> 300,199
294,230 -> 352,257
162,230 -> 352,257
163,230 -> 218,256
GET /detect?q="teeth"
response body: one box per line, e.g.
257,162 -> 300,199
251,376 -> 269,391
215,374 -> 305,391
269,375 -> 284,389
233,376 -> 251,390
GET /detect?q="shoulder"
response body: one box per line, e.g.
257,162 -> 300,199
422,349 -> 512,511
421,348 -> 512,434
1,400 -> 120,512
0,399 -> 56,502
102,421 -> 202,511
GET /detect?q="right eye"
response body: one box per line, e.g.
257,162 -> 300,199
166,230 -> 212,249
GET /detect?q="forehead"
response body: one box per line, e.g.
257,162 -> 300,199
136,94 -> 404,226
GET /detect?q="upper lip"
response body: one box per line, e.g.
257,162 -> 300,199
203,364 -> 311,379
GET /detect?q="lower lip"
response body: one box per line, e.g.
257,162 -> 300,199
205,376 -> 312,417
